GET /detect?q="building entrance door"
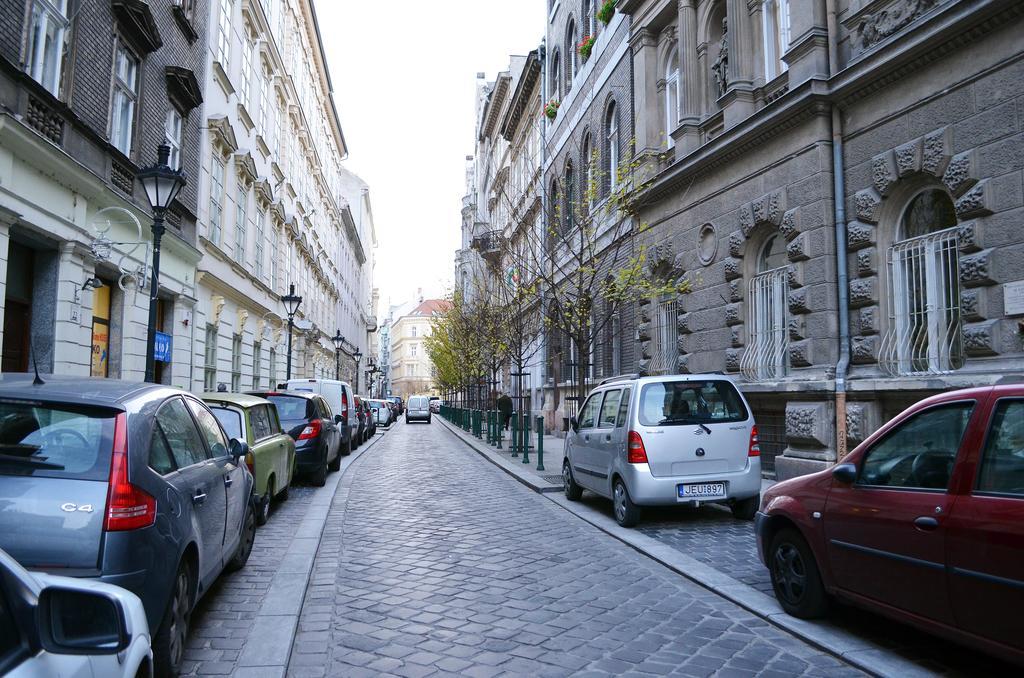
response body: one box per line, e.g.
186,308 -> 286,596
2,242 -> 34,372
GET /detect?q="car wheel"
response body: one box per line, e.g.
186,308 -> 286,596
730,493 -> 760,521
310,460 -> 327,487
255,484 -> 272,527
612,479 -> 641,528
340,438 -> 352,457
227,502 -> 256,572
154,561 -> 192,678
768,528 -> 828,619
427,416 -> 432,424
328,445 -> 341,472
563,460 -> 583,501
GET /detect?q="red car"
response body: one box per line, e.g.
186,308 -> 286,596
756,385 -> 1024,666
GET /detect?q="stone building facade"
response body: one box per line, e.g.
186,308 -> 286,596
619,0 -> 1024,478
193,0 -> 376,393
0,0 -> 207,384
389,298 -> 450,400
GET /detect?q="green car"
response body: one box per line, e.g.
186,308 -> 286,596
203,393 -> 296,526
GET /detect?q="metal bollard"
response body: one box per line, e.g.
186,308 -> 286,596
536,415 -> 545,471
496,411 -> 503,450
522,414 -> 530,464
510,415 -> 518,457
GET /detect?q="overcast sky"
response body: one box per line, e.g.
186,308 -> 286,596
317,1 -> 544,316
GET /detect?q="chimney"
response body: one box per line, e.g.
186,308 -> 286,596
417,288 -> 423,303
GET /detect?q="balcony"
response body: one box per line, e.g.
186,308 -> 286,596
471,230 -> 504,265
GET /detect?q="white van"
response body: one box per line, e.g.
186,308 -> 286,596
285,378 -> 357,454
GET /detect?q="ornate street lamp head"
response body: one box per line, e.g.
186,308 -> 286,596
354,348 -> 362,365
138,144 -> 186,213
332,329 -> 344,351
282,283 -> 303,318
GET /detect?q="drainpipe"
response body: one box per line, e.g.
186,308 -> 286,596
826,0 -> 850,461
539,40 -> 549,415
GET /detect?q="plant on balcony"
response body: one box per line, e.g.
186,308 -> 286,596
578,35 -> 596,61
544,99 -> 560,120
597,0 -> 615,24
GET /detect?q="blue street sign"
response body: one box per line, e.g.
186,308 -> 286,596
154,332 -> 172,363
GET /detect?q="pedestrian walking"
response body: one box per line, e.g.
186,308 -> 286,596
497,392 -> 513,431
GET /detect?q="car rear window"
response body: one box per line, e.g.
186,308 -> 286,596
0,401 -> 117,481
638,380 -> 748,427
210,407 -> 243,441
409,397 -> 428,408
266,396 -> 310,421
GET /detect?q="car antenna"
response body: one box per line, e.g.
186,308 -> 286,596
31,348 -> 45,386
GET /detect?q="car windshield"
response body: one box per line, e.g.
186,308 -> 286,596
0,401 -> 116,480
265,395 -> 310,422
638,380 -> 747,427
209,407 -> 244,441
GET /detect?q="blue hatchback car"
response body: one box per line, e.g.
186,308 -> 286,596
0,375 -> 255,678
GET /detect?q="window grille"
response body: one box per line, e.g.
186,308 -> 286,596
204,324 -> 218,391
649,300 -> 678,374
741,267 -> 788,381
880,227 -> 963,376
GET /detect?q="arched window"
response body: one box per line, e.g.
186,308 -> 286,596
741,234 -> 788,381
762,0 -> 791,80
564,160 -> 576,233
581,133 -> 594,210
664,46 -> 680,148
548,177 -> 561,243
550,50 -> 561,101
605,101 -> 619,193
881,189 -> 963,375
566,19 -> 578,88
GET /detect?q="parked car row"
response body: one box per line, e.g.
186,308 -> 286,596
0,373 -> 395,677
562,373 -> 1023,666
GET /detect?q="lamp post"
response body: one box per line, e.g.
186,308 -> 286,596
332,329 -> 344,380
353,348 -> 362,393
137,144 -> 186,383
282,284 -> 303,380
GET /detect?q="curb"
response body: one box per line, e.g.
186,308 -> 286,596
436,417 -> 561,493
233,426 -> 389,678
436,418 -> 928,678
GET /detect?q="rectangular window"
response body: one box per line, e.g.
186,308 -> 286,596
234,184 -> 247,263
252,340 -> 261,389
239,37 -> 253,107
410,343 -> 417,357
762,0 -> 791,79
204,324 -> 218,391
216,0 -> 232,67
269,348 -> 277,388
209,158 -> 225,244
110,42 -> 139,156
26,0 -> 69,96
231,334 -> 242,391
165,109 -> 183,170
269,225 -> 279,290
742,268 -> 788,381
254,209 -> 265,280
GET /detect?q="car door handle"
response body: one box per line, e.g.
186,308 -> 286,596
604,434 -> 612,442
192,492 -> 207,506
913,516 -> 939,531
224,475 -> 233,488
583,435 -> 589,442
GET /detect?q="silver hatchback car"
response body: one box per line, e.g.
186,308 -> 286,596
562,374 -> 761,527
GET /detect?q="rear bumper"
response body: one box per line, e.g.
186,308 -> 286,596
293,440 -> 325,471
406,411 -> 430,421
621,458 -> 761,506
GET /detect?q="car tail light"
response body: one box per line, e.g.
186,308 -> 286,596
748,425 -> 761,457
103,413 -> 156,532
298,419 -> 321,440
245,450 -> 255,475
341,392 -> 349,423
627,431 -> 648,464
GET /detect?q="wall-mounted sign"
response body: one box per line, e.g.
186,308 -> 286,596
1005,281 -> 1024,317
154,332 -> 173,363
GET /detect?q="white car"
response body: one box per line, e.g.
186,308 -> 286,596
0,548 -> 152,678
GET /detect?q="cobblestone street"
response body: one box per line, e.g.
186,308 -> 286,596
282,421 -> 862,677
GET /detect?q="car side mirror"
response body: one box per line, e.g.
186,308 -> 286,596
37,587 -> 129,655
832,463 -> 857,485
229,438 -> 250,463
569,417 -> 579,433
335,414 -> 343,424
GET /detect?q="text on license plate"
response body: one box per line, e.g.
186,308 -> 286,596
678,482 -> 726,499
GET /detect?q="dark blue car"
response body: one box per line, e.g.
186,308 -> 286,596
0,375 -> 255,678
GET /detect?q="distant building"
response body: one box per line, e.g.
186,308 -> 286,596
389,298 -> 451,399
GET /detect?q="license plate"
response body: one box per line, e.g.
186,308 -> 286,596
678,482 -> 726,499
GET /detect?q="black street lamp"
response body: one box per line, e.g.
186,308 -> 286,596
353,348 -> 362,392
332,329 -> 344,380
138,144 -> 186,384
282,284 -> 303,380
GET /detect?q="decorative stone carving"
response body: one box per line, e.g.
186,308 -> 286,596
697,223 -> 718,266
789,340 -> 812,367
677,312 -> 692,335
766,191 -> 784,225
738,204 -> 754,237
851,335 -> 879,364
730,326 -> 743,348
956,221 -> 982,253
856,248 -> 876,277
211,295 -> 226,325
636,322 -> 651,342
787,263 -> 804,289
676,353 -> 691,374
963,320 -> 1000,357
846,402 -> 880,444
859,306 -> 880,335
787,233 -> 810,262
942,151 -> 977,197
955,180 -> 992,219
638,358 -> 652,374
871,151 -> 897,196
959,249 -> 996,288
724,257 -> 743,281
894,139 -> 921,177
849,278 -> 877,308
785,402 -> 829,447
921,127 -> 951,177
854,0 -> 942,53
788,316 -> 807,341
752,194 -> 767,224
728,280 -> 743,303
724,348 -> 741,372
788,288 -> 810,315
640,340 -> 652,360
854,188 -> 882,223
779,208 -> 799,241
847,221 -> 875,250
728,230 -> 745,257
676,335 -> 687,354
725,302 -> 744,326
960,289 -> 986,322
